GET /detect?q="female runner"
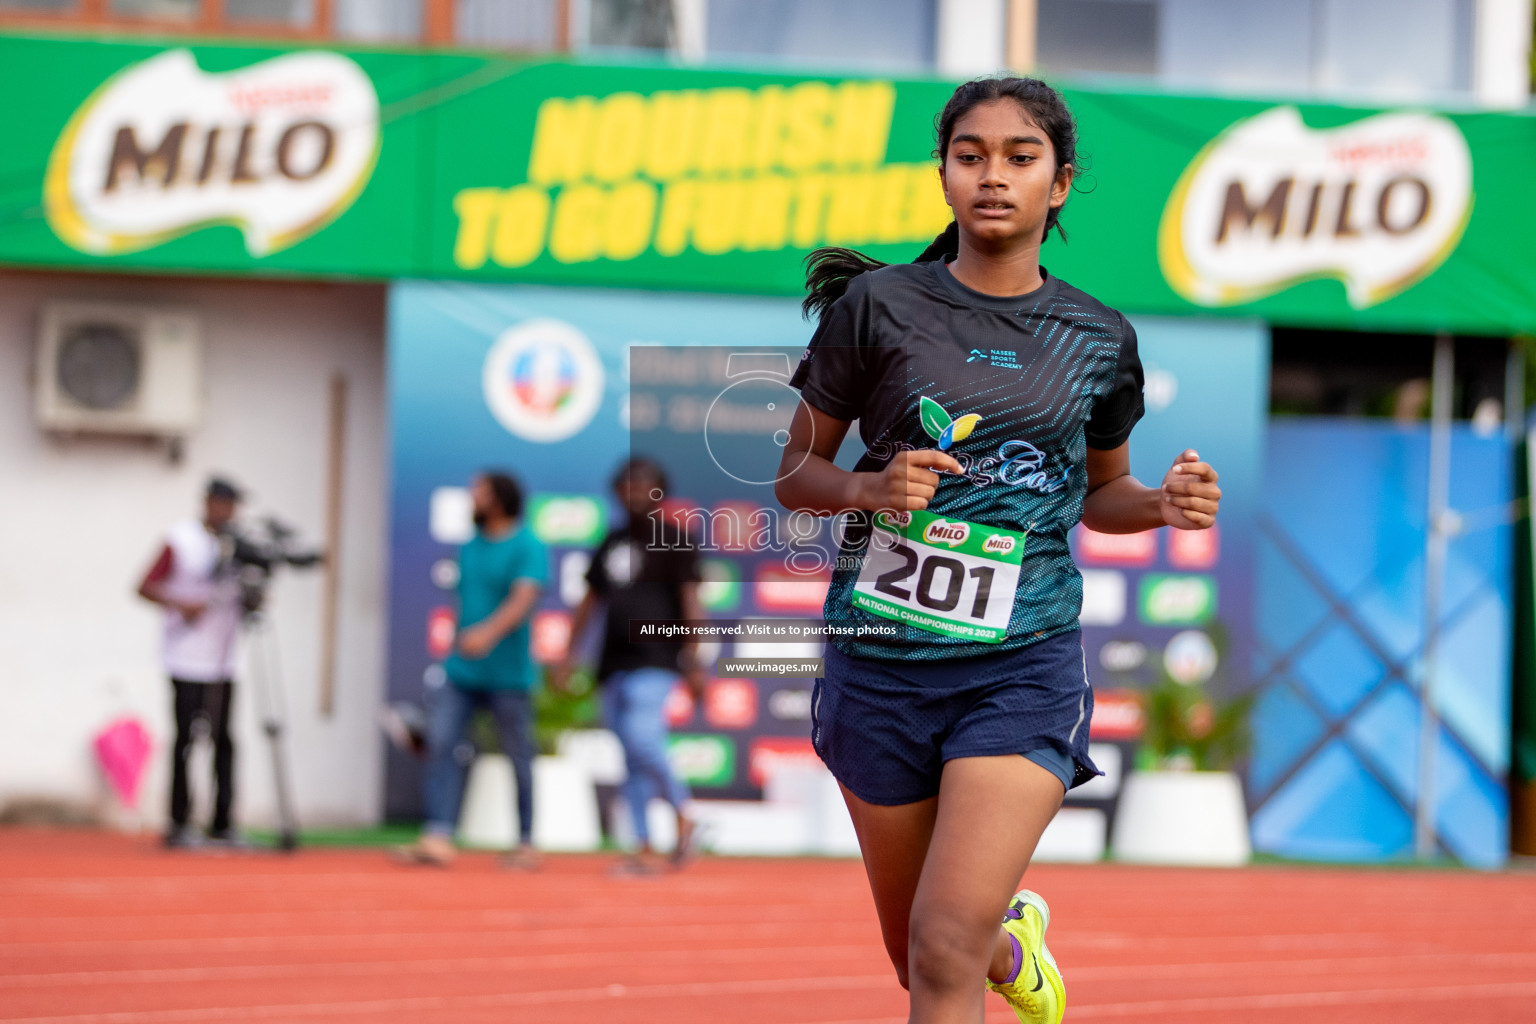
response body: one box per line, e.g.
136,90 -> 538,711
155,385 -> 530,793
775,76 -> 1222,1024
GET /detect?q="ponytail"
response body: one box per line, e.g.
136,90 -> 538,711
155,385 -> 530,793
913,221 -> 960,264
801,222 -> 960,321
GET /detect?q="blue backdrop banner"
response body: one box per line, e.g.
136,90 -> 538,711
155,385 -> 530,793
385,280 -> 1269,820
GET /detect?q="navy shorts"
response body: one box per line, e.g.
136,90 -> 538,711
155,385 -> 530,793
811,629 -> 1101,805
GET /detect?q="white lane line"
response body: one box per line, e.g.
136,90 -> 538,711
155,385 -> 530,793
6,926 -> 1515,960
0,920 -> 872,958
8,947 -> 1535,990
11,973 -> 1536,1024
1,972 -> 896,1024
1066,949 -> 1536,979
0,943 -> 879,988
1051,979 -> 1536,1020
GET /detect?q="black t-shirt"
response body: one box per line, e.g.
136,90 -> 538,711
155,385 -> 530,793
585,517 -> 702,681
789,259 -> 1144,659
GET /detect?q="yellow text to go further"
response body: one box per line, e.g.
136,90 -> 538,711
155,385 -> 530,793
452,165 -> 953,269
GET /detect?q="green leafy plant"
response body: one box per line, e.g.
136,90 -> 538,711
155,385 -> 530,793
465,668 -> 600,758
1136,627 -> 1252,772
1137,676 -> 1252,772
533,667 -> 600,755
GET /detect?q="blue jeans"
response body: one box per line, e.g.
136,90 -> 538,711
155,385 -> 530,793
601,668 -> 690,844
424,685 -> 535,843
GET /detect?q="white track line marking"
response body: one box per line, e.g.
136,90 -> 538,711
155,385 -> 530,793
11,973 -> 1536,1024
1042,980 -> 1536,1020
0,944 -> 878,987
1,973 -> 896,1024
6,947 -> 1535,990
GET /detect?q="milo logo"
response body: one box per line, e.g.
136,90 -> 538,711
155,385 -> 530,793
881,510 -> 912,528
45,49 -> 380,257
982,534 -> 1016,555
922,519 -> 969,547
1159,106 -> 1471,309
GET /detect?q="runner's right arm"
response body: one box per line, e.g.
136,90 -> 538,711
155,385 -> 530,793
775,401 -> 961,516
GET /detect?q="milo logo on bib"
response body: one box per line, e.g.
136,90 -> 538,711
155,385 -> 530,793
982,534 -> 1016,555
852,509 -> 1027,643
923,519 -> 969,547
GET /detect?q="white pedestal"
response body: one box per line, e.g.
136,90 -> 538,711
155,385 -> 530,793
764,761 -> 860,857
456,753 -> 602,852
533,754 -> 603,851
555,729 -> 627,785
691,801 -> 814,856
1110,770 -> 1251,866
1033,807 -> 1107,863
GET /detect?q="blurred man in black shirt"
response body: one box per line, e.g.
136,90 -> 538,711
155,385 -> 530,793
555,457 -> 706,871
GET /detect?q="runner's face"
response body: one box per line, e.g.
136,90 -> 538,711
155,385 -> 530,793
940,100 -> 1071,250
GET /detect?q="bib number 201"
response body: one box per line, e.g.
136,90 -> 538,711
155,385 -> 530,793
873,546 -> 996,619
852,510 -> 1026,643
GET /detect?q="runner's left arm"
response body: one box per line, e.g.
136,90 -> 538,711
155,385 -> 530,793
1083,444 -> 1221,533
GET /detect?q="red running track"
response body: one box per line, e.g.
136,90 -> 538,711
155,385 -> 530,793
2,829 -> 1535,1023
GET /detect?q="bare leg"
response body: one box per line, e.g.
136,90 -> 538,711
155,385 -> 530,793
906,755 -> 1063,1023
839,785 -> 938,990
839,757 -> 1063,1020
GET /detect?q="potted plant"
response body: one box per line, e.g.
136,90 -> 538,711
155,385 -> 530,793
1109,631 -> 1254,866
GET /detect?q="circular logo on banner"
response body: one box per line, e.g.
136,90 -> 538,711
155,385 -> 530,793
482,319 -> 604,442
1163,629 -> 1218,686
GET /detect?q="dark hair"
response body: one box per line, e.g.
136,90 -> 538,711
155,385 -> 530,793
480,471 -> 524,518
612,455 -> 668,493
803,75 -> 1078,321
205,476 -> 243,502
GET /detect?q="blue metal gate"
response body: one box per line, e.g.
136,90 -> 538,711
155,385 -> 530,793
1251,420 -> 1512,867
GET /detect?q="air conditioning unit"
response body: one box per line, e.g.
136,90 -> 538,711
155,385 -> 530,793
35,303 -> 202,435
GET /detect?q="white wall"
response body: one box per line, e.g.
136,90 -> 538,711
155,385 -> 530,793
1474,0 -> 1534,108
937,0 -> 1007,77
0,270 -> 388,830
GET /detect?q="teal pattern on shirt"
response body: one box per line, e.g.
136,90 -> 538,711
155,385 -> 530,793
443,525 -> 549,691
790,261 -> 1144,661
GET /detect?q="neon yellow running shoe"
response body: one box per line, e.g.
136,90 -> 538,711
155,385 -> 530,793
986,889 -> 1065,1024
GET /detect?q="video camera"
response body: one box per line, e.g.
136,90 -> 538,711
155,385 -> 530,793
226,517 -> 323,616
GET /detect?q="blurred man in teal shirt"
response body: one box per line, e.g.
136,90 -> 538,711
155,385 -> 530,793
398,471 -> 547,868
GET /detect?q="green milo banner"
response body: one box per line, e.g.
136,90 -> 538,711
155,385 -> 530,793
2,32 -> 1535,334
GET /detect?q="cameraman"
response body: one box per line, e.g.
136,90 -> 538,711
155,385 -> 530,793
137,478 -> 246,847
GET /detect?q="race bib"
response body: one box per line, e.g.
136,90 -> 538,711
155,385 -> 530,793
851,510 -> 1027,643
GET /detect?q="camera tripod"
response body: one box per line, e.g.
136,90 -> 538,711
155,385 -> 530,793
243,609 -> 300,851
